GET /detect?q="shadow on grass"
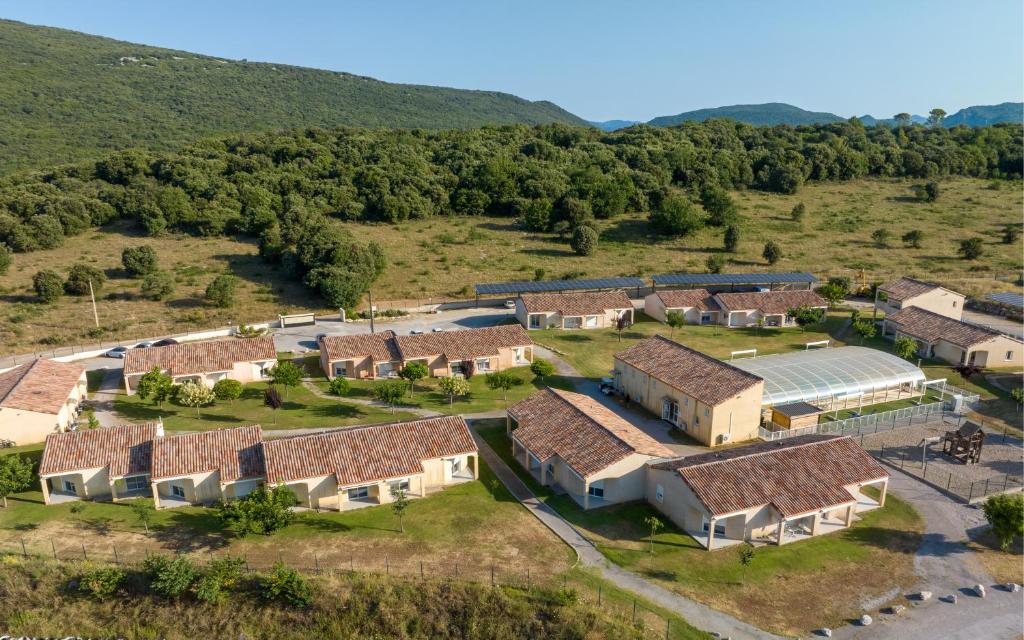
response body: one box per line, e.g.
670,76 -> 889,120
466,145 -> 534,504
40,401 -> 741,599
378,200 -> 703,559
151,509 -> 229,552
82,517 -> 114,536
842,525 -> 924,555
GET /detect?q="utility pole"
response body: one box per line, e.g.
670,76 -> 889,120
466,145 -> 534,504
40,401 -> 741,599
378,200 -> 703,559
368,290 -> 375,334
88,279 -> 99,328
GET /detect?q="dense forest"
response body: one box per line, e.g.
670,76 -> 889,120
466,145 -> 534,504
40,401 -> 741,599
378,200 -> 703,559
0,119 -> 1020,307
0,19 -> 584,173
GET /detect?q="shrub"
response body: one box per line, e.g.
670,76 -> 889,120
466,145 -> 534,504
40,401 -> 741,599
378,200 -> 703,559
762,240 -> 782,265
64,263 -> 107,296
818,282 -> 847,306
915,181 -> 940,202
902,229 -> 924,248
723,225 -> 740,253
982,493 -> 1023,551
530,358 -> 555,380
205,274 -> 238,307
121,245 -> 159,276
236,324 -> 267,338
260,563 -> 313,608
894,336 -> 918,360
32,270 -> 64,303
215,485 -> 298,536
569,225 -> 598,256
213,378 -> 243,402
706,253 -> 725,274
374,379 -> 408,412
870,228 -> 891,248
141,270 -> 176,301
699,185 -> 738,227
79,566 -> 127,600
791,202 -> 806,222
649,194 -> 704,237
1002,224 -> 1020,245
328,377 -> 351,396
0,243 -> 10,276
144,555 -> 198,598
193,556 -> 246,604
957,237 -> 984,260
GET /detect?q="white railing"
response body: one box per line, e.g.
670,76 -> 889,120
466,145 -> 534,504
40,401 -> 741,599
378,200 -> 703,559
759,400 -> 948,441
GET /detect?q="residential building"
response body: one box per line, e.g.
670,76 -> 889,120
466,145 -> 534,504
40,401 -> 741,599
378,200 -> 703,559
320,324 -> 533,380
876,277 -> 965,320
262,416 -> 478,511
0,359 -> 88,444
515,290 -> 633,330
643,289 -> 720,325
712,290 -> 827,328
507,388 -> 673,509
38,422 -> 160,505
883,306 -> 1024,367
646,435 -> 888,550
150,425 -> 265,509
613,336 -> 764,446
123,337 -> 277,394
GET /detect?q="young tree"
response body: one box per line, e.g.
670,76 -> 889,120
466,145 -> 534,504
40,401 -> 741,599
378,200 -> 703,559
706,253 -> 726,274
0,455 -> 34,508
69,502 -> 86,521
893,336 -> 918,360
328,376 -> 351,396
177,381 -> 215,418
64,263 -> 107,296
485,370 -> 522,404
902,229 -> 924,248
870,228 -> 891,248
121,245 -> 159,276
263,387 -> 283,423
32,269 -> 65,303
615,313 -> 632,342
390,486 -> 410,533
893,113 -> 912,127
818,282 -> 847,307
216,485 -> 298,536
790,202 -> 806,223
788,305 -> 825,330
852,318 -> 877,344
268,361 -> 303,399
723,224 -> 740,253
643,515 -> 663,555
739,546 -> 755,570
131,498 -> 154,534
957,237 -> 984,260
1011,387 -> 1024,406
665,310 -> 685,338
570,225 -> 599,256
438,375 -> 470,407
1002,224 -> 1021,245
530,358 -> 555,381
374,379 -> 408,413
141,270 -> 176,301
136,367 -> 174,407
648,194 -> 704,237
762,240 -> 782,265
398,361 -> 429,396
213,378 -> 243,404
982,493 -> 1023,551
462,359 -> 476,380
205,274 -> 238,308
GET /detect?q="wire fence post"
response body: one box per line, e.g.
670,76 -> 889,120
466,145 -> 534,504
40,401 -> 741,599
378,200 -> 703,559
50,538 -> 57,560
82,543 -> 87,560
632,599 -> 637,623
666,617 -> 671,639
113,546 -> 119,564
967,481 -> 974,502
385,555 -> 389,576
314,554 -> 320,575
598,584 -> 602,606
20,539 -> 27,557
420,561 -> 424,580
491,564 -> 495,587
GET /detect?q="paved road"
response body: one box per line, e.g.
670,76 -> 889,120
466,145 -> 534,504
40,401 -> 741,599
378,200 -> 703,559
469,421 -> 783,640
962,309 -> 1023,339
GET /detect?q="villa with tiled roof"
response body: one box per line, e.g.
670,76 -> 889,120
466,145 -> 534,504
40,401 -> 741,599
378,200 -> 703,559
123,336 -> 277,394
0,359 -> 87,444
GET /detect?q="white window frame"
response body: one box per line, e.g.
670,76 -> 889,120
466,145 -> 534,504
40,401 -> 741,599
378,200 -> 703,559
334,364 -> 348,377
475,358 -> 492,372
662,399 -> 679,423
584,315 -> 599,328
124,475 -> 147,492
347,486 -> 370,500
587,481 -> 605,498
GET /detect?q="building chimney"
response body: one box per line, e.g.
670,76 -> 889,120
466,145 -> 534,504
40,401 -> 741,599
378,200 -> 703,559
156,417 -> 164,438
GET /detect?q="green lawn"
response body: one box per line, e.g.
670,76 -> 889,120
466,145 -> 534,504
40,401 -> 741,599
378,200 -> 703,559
85,369 -> 107,393
532,311 -> 849,380
318,366 -> 574,416
477,422 -> 923,636
113,381 -> 416,431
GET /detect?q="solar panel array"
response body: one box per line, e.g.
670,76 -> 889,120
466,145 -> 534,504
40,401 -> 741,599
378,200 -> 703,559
730,346 -> 926,406
475,277 -> 645,296
985,292 -> 1024,309
651,272 -> 818,286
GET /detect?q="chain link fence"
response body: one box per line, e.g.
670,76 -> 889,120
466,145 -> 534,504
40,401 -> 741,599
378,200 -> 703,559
866,442 -> 1023,503
760,401 -> 949,441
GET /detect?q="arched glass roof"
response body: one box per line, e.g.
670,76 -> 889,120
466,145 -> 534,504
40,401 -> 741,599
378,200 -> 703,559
730,346 -> 926,406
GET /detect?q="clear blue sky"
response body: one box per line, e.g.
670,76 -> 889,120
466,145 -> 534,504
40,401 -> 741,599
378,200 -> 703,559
4,1 -> 1021,121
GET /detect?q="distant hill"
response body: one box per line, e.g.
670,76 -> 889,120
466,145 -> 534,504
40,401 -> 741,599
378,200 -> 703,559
588,119 -> 641,131
0,19 -> 586,173
944,102 -> 1023,127
648,102 -> 844,127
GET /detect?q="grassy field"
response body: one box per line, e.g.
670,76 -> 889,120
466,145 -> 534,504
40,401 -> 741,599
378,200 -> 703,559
318,365 -> 574,415
113,381 -> 415,432
2,178 -> 1020,356
478,422 -> 923,636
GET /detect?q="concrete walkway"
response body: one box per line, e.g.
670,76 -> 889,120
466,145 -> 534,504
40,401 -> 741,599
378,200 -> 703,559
89,367 -> 124,428
469,421 -> 784,640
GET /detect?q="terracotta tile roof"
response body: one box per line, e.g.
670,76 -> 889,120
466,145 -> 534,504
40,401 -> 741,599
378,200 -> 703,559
713,290 -> 827,314
0,359 -> 85,415
520,290 -> 633,316
262,416 -> 477,487
655,289 -> 720,312
879,277 -> 946,301
151,425 -> 265,482
123,337 -> 277,377
395,324 -> 532,361
615,336 -> 763,406
508,388 -> 674,478
652,435 -> 887,517
39,423 -> 159,478
320,330 -> 401,363
887,306 -> 1003,349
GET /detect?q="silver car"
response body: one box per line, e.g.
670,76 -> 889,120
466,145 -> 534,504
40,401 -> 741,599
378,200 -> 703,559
105,346 -> 129,359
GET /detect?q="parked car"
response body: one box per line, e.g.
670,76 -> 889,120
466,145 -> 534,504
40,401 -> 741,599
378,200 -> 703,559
432,327 -> 445,332
410,329 -> 424,335
105,346 -> 129,359
152,338 -> 178,347
134,341 -> 155,349
504,299 -> 516,309
599,377 -> 615,395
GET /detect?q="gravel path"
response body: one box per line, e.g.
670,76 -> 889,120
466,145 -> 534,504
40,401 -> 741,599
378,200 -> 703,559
88,367 -> 123,428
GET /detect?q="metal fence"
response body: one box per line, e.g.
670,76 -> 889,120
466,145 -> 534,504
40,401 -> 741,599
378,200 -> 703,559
759,401 -> 948,441
0,541 -> 688,640
866,442 -> 1023,503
